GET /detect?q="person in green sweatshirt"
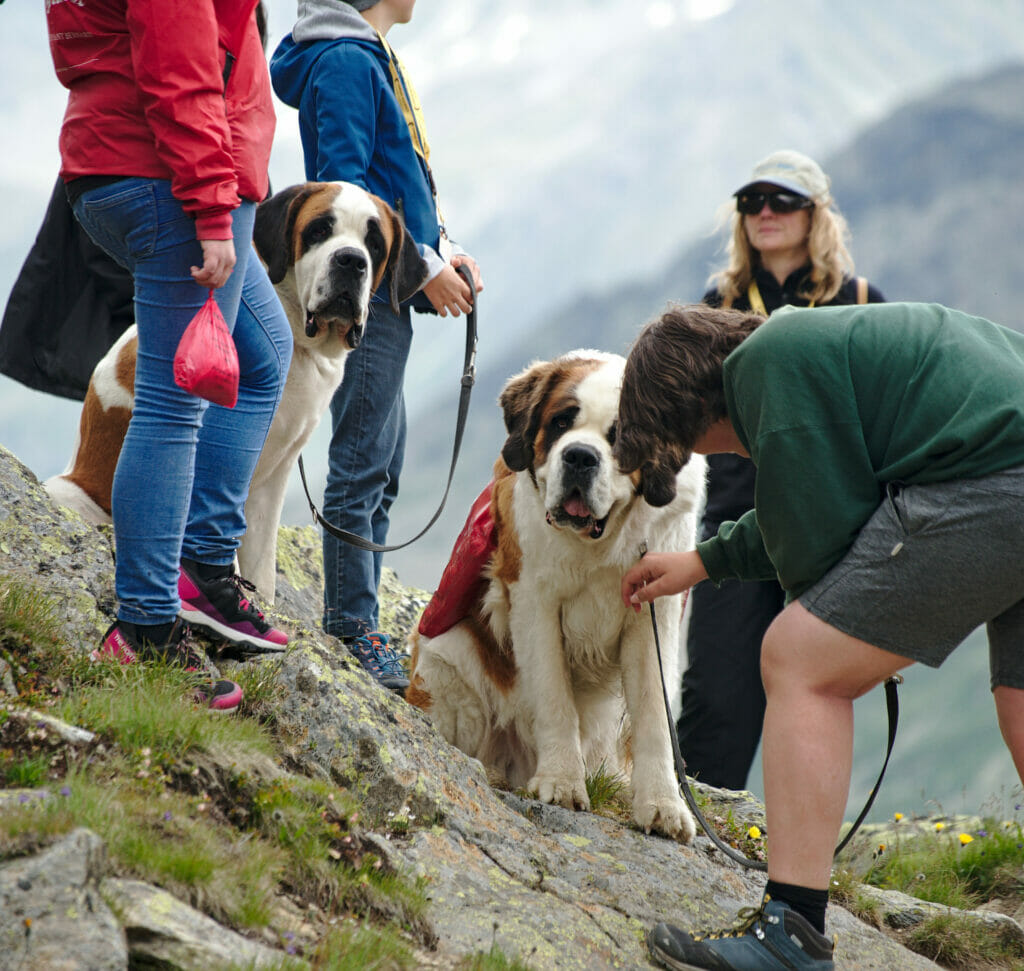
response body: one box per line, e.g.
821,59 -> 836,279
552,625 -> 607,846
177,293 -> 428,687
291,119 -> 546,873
615,301 -> 1024,971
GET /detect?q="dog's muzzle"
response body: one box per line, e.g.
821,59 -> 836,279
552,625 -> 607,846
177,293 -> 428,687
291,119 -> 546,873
546,444 -> 610,539
306,247 -> 370,344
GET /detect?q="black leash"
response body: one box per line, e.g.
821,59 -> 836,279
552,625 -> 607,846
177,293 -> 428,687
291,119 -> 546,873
648,583 -> 901,871
297,263 -> 478,553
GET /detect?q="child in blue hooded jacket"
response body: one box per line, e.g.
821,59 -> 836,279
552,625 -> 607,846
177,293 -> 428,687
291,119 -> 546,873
271,0 -> 482,691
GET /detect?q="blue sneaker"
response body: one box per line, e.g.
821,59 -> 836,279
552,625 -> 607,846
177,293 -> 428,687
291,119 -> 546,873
647,897 -> 834,970
345,631 -> 410,693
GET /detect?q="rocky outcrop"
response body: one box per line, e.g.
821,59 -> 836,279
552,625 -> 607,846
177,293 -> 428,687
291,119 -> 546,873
0,443 -> 969,968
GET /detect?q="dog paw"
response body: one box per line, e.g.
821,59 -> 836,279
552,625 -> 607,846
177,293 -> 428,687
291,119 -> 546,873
528,774 -> 591,812
633,794 -> 696,843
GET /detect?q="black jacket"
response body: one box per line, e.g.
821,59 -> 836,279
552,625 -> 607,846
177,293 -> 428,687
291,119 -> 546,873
700,265 -> 886,528
0,178 -> 134,401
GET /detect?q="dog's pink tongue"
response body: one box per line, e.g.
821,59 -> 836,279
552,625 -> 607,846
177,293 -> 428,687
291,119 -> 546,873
563,496 -> 591,518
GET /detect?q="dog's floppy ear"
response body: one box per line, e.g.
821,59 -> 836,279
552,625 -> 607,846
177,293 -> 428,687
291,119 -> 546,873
383,206 -> 429,313
254,183 -> 320,284
639,451 -> 684,507
499,363 -> 550,472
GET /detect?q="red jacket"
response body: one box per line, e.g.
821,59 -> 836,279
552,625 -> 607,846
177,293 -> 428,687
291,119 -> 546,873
47,0 -> 275,240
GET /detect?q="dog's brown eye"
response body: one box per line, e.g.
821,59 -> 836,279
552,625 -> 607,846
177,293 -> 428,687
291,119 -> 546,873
550,409 -> 576,433
606,421 -> 617,446
303,218 -> 332,247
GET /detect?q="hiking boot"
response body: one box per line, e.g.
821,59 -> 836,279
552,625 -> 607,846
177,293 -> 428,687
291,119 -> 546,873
93,619 -> 243,713
646,896 -> 835,971
178,559 -> 288,652
345,631 -> 410,693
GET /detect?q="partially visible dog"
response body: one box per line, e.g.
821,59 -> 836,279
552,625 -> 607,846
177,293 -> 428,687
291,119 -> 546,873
45,181 -> 427,603
406,350 -> 706,841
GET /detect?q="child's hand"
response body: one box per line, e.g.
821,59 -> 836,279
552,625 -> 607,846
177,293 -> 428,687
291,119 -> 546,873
621,551 -> 708,611
451,253 -> 483,293
423,261 -> 476,317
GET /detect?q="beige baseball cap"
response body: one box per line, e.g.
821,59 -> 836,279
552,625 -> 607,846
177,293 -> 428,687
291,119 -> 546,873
734,150 -> 830,200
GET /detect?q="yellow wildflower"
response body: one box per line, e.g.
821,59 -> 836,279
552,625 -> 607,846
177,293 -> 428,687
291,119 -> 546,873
959,833 -> 973,845
934,821 -> 945,831
748,826 -> 762,840
893,812 -> 904,822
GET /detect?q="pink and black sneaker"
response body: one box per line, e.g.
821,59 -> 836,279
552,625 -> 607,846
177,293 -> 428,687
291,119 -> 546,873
178,559 -> 289,653
92,619 -> 243,713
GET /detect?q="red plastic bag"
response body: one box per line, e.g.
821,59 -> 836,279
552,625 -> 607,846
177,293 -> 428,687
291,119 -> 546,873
418,480 -> 498,637
173,290 -> 239,407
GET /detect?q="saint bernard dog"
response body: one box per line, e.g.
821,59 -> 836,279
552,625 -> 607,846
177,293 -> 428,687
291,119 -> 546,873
44,181 -> 427,603
406,350 -> 706,841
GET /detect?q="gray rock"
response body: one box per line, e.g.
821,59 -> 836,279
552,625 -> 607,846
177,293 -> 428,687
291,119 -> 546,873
102,877 -> 308,970
855,883 -> 1024,941
0,828 -> 127,971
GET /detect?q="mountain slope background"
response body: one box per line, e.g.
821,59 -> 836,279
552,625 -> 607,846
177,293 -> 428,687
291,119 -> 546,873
1,2 -> 1022,823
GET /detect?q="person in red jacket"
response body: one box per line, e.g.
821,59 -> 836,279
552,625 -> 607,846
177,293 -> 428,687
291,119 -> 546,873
46,0 -> 292,710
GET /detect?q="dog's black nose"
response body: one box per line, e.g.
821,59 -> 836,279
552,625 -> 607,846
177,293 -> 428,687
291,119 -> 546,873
562,444 -> 600,479
330,248 -> 368,276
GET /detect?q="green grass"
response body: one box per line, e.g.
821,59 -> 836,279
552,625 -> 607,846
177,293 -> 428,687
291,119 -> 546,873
0,577 -> 432,962
834,814 -> 1024,967
861,819 -> 1024,908
457,943 -> 537,970
585,762 -> 629,815
2,754 -> 51,787
306,921 -> 416,969
905,911 -> 1024,968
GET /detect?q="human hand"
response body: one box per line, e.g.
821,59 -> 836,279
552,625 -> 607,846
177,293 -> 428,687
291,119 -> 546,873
451,253 -> 483,293
620,550 -> 708,611
422,262 -> 474,317
191,238 -> 236,289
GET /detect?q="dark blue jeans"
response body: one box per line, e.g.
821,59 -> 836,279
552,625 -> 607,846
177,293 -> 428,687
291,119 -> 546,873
322,299 -> 412,638
72,178 -> 291,626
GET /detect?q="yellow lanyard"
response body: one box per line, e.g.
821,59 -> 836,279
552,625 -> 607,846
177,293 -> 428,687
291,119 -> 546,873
375,30 -> 446,233
747,280 -> 814,316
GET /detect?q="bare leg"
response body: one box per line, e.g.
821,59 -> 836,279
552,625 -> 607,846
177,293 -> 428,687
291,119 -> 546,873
760,602 -> 914,889
994,685 -> 1024,786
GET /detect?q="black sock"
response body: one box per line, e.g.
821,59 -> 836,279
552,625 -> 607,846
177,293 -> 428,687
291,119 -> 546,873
183,557 -> 233,582
131,620 -> 176,647
764,879 -> 829,935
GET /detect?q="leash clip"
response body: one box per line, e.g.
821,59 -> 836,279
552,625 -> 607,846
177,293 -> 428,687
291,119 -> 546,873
638,540 -> 648,558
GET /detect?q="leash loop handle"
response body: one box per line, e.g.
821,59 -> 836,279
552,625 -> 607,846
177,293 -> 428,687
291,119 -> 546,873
298,262 -> 478,553
649,600 -> 900,872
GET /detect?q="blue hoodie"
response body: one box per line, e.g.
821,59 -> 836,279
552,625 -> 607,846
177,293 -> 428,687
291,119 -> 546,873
271,0 -> 444,288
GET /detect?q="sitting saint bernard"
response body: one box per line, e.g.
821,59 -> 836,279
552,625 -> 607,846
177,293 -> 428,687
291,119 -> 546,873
44,182 -> 427,604
406,350 -> 706,841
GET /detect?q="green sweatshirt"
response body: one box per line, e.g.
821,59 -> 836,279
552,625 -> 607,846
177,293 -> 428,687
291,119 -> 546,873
696,302 -> 1024,598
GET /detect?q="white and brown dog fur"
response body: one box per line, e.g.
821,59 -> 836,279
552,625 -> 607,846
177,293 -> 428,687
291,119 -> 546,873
45,181 -> 427,603
407,350 -> 706,841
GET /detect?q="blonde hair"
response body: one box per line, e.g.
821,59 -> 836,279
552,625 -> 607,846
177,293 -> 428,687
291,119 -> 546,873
709,188 -> 855,306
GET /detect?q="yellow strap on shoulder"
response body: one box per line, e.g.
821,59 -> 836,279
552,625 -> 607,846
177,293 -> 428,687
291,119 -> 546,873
747,279 -> 815,316
746,281 -> 768,316
856,276 -> 868,304
375,30 -> 446,232
375,30 -> 430,163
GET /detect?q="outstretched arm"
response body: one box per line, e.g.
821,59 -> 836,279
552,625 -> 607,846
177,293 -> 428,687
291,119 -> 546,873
620,550 -> 708,611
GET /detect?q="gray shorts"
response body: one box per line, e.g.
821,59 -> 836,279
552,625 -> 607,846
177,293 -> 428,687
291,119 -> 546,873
799,465 -> 1024,690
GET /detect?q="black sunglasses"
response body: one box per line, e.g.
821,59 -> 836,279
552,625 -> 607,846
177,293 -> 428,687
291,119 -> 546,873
735,190 -> 814,215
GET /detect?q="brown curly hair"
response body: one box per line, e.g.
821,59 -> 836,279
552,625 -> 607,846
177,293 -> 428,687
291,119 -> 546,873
614,304 -> 764,506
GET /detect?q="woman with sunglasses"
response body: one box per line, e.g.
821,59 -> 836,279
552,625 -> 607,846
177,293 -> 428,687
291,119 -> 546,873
677,150 -> 885,792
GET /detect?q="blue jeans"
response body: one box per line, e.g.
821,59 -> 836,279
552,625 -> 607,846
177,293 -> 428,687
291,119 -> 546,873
322,299 -> 412,638
72,178 -> 291,626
